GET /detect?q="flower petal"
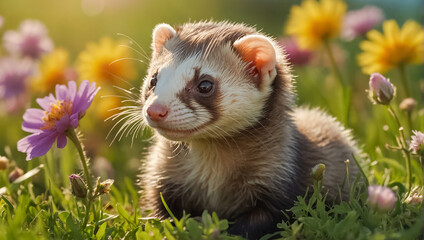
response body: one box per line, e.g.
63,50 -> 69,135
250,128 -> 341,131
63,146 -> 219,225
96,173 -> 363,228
57,134 -> 67,148
69,113 -> 79,128
67,80 -> 77,102
55,84 -> 69,101
22,108 -> 45,133
36,94 -> 56,110
17,131 -> 57,160
73,80 -> 100,114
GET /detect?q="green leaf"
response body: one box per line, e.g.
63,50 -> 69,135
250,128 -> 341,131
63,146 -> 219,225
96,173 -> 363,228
66,214 -> 84,239
185,218 -> 202,238
1,195 -> 14,214
378,158 -> 406,172
116,203 -> 134,225
96,222 -> 107,240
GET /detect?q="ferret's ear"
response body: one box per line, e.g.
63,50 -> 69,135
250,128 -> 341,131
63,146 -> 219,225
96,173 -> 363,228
233,35 -> 277,88
152,23 -> 176,53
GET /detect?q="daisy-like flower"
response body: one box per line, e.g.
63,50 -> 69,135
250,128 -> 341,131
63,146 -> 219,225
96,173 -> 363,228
76,37 -> 137,87
17,80 -> 100,160
278,37 -> 313,66
367,185 -> 397,212
341,6 -> 384,41
285,0 -> 347,50
410,130 -> 424,155
32,48 -> 76,93
358,20 -> 424,74
0,57 -> 35,113
3,19 -> 53,59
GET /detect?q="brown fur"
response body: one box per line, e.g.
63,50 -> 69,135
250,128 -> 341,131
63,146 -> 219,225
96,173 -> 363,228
138,21 -> 360,239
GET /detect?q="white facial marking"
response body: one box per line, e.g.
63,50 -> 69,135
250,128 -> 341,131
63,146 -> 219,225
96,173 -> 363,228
144,55 -> 214,139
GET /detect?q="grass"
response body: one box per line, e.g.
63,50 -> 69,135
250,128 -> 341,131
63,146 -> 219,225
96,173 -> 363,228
0,0 -> 423,239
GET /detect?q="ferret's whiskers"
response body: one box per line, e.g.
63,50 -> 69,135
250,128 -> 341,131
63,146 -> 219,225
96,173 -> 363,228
112,85 -> 141,99
109,57 -> 145,65
116,33 -> 150,61
106,111 -> 135,140
111,113 -> 142,145
118,44 -> 150,62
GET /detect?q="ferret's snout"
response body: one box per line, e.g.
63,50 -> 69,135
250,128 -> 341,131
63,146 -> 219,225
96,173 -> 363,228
147,103 -> 169,122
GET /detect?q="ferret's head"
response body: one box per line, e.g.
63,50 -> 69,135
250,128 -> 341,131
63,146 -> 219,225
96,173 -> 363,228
141,22 -> 287,141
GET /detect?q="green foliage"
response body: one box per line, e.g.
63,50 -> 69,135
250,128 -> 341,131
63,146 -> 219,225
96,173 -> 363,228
0,0 -> 423,239
276,179 -> 423,240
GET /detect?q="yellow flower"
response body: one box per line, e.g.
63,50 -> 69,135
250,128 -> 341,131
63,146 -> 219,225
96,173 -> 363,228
285,0 -> 346,50
76,37 -> 137,87
32,48 -> 72,93
358,20 -> 424,74
93,89 -> 122,120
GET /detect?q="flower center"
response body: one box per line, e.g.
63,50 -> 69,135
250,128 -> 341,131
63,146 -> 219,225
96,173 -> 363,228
41,100 -> 73,130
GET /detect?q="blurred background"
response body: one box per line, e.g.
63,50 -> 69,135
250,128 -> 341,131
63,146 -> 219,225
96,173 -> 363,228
0,0 -> 423,192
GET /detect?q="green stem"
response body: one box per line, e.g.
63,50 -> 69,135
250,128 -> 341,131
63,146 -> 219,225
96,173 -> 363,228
398,64 -> 411,98
323,39 -> 345,88
387,106 -> 412,194
322,39 -> 351,125
67,128 -> 93,228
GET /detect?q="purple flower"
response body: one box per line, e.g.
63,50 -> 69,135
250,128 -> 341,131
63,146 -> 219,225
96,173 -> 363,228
3,19 -> 54,59
369,73 -> 394,105
410,130 -> 424,155
0,57 -> 34,113
367,185 -> 397,212
278,37 -> 313,66
342,6 -> 384,41
17,80 -> 100,160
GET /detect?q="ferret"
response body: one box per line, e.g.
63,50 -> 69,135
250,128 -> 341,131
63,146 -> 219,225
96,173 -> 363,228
137,21 -> 360,239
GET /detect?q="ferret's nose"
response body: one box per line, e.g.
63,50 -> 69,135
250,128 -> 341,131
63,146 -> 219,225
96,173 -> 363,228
147,103 -> 169,122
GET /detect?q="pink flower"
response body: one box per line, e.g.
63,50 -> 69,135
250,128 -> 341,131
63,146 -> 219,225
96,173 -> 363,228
17,80 -> 100,160
278,37 -> 313,66
367,185 -> 397,212
369,73 -> 394,105
410,130 -> 424,155
3,19 -> 53,59
0,57 -> 35,113
342,6 -> 384,41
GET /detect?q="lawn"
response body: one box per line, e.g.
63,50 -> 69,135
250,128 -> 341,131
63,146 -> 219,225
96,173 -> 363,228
0,0 -> 423,239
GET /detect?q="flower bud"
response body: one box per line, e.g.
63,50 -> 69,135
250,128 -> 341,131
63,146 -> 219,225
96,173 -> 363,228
9,167 -> 24,182
69,174 -> 88,198
399,98 -> 417,112
369,73 -> 394,105
0,156 -> 9,170
410,130 -> 424,155
311,163 -> 326,181
367,185 -> 397,211
96,179 -> 114,195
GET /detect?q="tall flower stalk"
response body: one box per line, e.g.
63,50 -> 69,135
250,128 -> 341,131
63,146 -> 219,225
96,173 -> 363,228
67,129 -> 94,228
323,39 -> 351,124
398,64 -> 410,99
323,40 -> 345,87
387,106 -> 412,193
285,0 -> 350,123
368,73 -> 412,194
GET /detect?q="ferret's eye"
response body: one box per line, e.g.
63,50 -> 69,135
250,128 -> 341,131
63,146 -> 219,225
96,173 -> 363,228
197,80 -> 214,94
150,73 -> 158,88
